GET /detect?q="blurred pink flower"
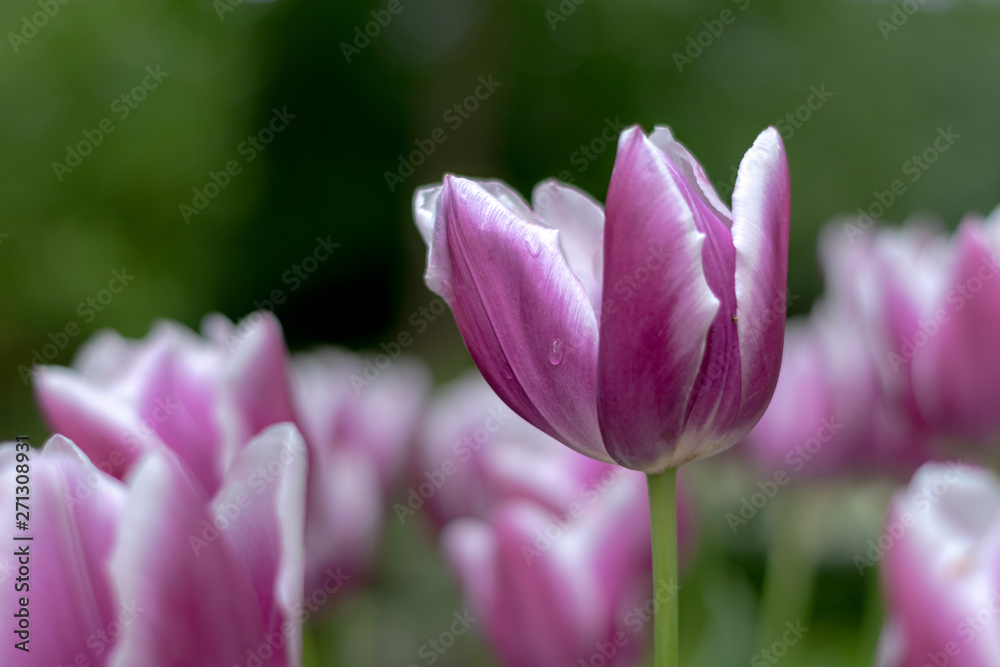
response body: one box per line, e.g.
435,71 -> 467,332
866,210 -> 1000,444
877,462 -> 1000,667
413,126 -> 790,472
34,311 -> 429,593
417,371 -> 696,666
0,426 -> 306,667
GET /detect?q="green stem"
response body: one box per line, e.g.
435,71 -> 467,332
647,468 -> 679,667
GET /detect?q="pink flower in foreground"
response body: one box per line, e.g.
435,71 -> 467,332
34,312 -> 429,592
877,462 -> 1000,667
0,426 -> 306,667
413,126 -> 790,472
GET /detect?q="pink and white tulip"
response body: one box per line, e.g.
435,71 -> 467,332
877,462 -> 1000,667
413,126 -> 790,472
33,312 -> 429,592
0,426 -> 307,667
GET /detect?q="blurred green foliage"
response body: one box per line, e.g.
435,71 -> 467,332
2,0 -> 999,664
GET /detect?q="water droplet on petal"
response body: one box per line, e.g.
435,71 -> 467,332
548,338 -> 565,366
502,363 -> 514,380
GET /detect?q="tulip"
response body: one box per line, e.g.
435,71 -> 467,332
742,224 -> 933,479
868,211 -> 1000,444
34,311 -> 429,595
423,372 -> 700,666
877,462 -> 1000,667
413,125 -> 789,472
0,426 -> 307,667
443,481 -> 653,667
415,126 -> 788,665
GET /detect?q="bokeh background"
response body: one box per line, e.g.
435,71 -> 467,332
2,0 -> 999,664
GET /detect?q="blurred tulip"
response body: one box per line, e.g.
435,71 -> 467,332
34,311 -> 430,593
868,210 -> 1000,444
0,426 -> 306,667
414,369 -> 612,528
877,462 -> 1000,667
742,276 -> 930,478
443,483 -> 653,667
419,371 -> 696,666
413,125 -> 790,472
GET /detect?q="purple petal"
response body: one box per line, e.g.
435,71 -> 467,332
912,222 -> 1000,440
106,448 -> 279,667
209,424 -> 308,666
34,367 -> 157,478
0,437 -> 127,667
648,126 -> 733,226
532,179 -> 606,315
597,126 -> 719,471
434,176 -> 609,462
729,127 -> 792,439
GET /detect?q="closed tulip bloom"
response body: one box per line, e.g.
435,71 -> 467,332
877,462 -> 1000,667
0,425 -> 307,667
413,125 -> 790,472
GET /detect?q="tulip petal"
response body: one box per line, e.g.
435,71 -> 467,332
34,367 -> 156,478
210,424 -> 308,666
436,176 -> 609,462
0,437 -> 127,667
912,223 -> 1000,440
219,312 -> 299,465
648,126 -> 733,226
597,127 -> 719,471
881,464 -> 1000,665
532,179 -> 606,314
729,127 -> 791,438
106,449 -> 272,667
